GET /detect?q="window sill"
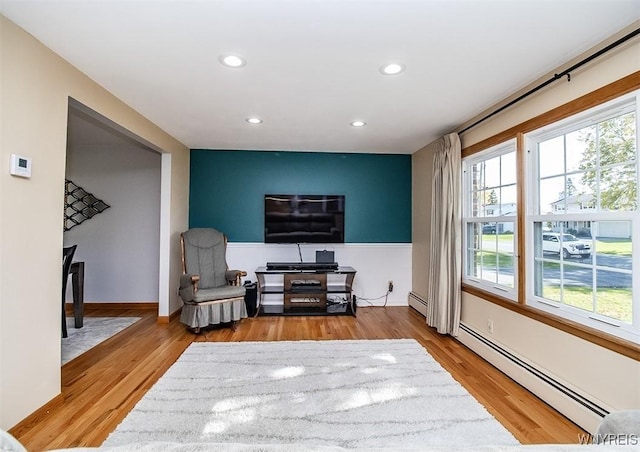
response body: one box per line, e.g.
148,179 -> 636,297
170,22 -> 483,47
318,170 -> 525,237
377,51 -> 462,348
462,283 -> 640,361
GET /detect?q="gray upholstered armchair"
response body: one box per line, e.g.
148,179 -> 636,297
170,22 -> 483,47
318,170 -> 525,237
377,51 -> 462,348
179,228 -> 247,332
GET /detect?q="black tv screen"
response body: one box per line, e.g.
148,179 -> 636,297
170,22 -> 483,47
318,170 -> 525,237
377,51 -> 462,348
264,194 -> 345,243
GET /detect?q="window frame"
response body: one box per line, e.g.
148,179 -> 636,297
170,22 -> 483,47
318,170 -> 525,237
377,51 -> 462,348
524,90 -> 640,344
462,139 -> 518,300
460,73 -> 640,359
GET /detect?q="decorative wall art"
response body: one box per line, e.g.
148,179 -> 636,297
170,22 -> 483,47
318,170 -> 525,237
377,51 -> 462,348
64,179 -> 110,231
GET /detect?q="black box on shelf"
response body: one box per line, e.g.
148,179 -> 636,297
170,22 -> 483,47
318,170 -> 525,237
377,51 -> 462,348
315,250 -> 335,264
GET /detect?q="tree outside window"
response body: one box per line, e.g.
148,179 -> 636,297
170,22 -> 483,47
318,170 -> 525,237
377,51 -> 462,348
529,97 -> 637,337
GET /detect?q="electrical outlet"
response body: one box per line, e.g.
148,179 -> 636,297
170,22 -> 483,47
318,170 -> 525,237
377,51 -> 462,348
388,280 -> 394,293
487,319 -> 494,334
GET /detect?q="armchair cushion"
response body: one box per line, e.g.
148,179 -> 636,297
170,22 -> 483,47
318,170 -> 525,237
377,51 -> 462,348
192,285 -> 245,303
182,228 -> 228,289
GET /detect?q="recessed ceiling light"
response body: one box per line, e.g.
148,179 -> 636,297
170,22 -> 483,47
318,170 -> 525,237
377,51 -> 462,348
350,120 -> 367,127
219,54 -> 246,68
380,63 -> 405,75
245,117 -> 263,125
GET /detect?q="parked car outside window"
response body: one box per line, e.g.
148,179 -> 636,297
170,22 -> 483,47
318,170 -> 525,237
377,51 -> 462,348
482,224 -> 497,234
542,233 -> 591,259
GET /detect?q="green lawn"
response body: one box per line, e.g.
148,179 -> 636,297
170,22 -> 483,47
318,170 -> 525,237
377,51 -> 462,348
594,239 -> 632,256
474,250 -> 513,267
482,233 -> 514,242
539,285 -> 632,323
474,250 -> 560,269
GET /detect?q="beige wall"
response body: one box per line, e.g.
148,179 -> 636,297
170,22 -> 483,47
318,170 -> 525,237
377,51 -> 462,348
411,140 -> 436,296
0,16 -> 189,429
412,31 -> 640,429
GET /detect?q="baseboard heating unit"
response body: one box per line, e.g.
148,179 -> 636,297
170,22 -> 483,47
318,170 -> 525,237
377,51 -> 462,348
457,323 -> 609,433
408,291 -> 429,317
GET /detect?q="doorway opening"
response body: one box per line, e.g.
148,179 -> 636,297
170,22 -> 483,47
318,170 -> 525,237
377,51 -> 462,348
63,99 -> 171,349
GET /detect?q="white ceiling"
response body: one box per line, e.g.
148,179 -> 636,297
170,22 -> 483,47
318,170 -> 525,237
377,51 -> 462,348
2,0 -> 639,154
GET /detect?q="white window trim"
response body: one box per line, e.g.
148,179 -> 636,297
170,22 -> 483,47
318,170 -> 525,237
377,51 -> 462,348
524,90 -> 640,344
462,139 -> 518,300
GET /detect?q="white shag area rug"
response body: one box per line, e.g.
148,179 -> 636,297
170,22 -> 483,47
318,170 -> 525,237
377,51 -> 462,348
62,317 -> 141,365
103,339 -> 519,449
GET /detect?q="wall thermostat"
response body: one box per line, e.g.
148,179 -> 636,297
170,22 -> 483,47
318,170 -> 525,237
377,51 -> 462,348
10,154 -> 32,178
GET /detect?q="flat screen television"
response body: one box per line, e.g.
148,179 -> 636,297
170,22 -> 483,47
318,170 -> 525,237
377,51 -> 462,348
264,194 -> 345,243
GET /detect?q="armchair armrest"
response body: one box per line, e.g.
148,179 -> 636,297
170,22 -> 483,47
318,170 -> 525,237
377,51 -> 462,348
226,270 -> 247,286
179,274 -> 200,302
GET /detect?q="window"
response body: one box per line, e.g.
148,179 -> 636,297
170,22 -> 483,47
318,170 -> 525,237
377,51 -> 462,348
526,91 -> 638,342
462,140 -> 517,298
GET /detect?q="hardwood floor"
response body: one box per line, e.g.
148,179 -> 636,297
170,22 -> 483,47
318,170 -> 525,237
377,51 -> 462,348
10,306 -> 585,450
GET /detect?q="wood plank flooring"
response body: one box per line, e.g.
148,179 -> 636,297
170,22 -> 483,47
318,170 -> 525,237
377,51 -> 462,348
10,306 -> 586,450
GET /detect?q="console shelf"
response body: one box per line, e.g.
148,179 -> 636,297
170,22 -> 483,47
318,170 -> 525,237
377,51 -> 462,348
255,265 -> 356,316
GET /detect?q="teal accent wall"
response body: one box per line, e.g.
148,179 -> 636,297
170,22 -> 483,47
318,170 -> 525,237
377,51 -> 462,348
189,150 -> 411,243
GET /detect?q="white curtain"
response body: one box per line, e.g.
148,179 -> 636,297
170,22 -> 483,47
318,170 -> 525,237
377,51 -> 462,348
426,133 -> 462,336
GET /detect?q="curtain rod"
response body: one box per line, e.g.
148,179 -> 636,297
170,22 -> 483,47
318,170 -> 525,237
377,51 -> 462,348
459,27 -> 640,135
